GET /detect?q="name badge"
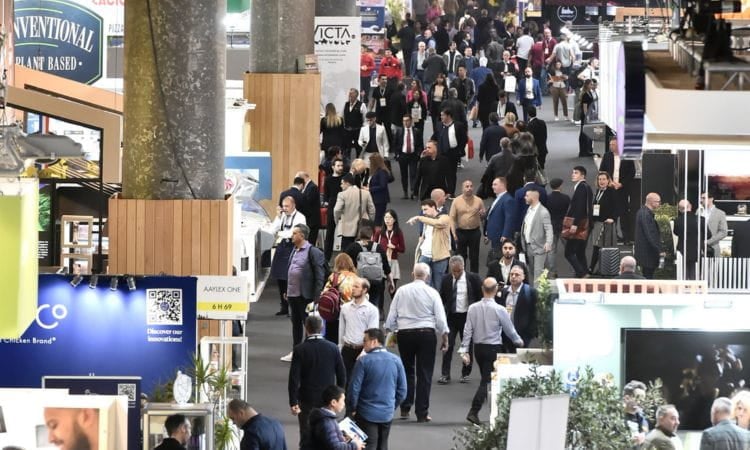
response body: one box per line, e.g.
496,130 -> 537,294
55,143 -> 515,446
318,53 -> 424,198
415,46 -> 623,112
379,98 -> 386,107
592,204 -> 601,217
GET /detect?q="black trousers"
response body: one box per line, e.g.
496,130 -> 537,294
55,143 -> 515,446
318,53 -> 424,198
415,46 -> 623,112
442,312 -> 473,378
288,296 -> 310,347
470,343 -> 503,414
397,329 -> 437,419
324,319 -> 339,345
355,416 -> 392,450
398,153 -> 420,196
642,265 -> 656,279
324,210 -> 337,261
456,228 -> 481,273
341,345 -> 363,385
298,399 -> 315,447
340,236 -> 356,254
565,238 -> 588,278
445,155 -> 459,196
276,279 -> 288,313
308,226 -> 320,249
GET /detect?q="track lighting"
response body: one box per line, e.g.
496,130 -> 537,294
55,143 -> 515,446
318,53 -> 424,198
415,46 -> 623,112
110,276 -> 119,291
70,274 -> 83,287
126,276 -> 136,291
89,274 -> 99,289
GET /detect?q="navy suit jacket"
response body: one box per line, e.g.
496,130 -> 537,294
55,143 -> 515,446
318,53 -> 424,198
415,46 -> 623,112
515,77 -> 542,107
485,192 -> 516,246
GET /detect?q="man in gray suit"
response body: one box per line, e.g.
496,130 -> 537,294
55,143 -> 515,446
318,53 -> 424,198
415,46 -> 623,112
701,190 -> 728,258
700,397 -> 750,450
333,173 -> 376,252
520,187 -> 553,285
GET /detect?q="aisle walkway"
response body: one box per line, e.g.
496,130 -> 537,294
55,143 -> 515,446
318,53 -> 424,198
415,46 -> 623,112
243,100 -> 598,449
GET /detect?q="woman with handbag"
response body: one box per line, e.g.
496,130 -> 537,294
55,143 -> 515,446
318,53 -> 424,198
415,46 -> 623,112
588,172 -> 620,275
373,209 -> 405,312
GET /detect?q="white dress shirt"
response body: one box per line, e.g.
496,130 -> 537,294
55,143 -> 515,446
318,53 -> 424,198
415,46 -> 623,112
453,273 -> 468,313
523,204 -> 539,244
267,210 -> 307,240
385,280 -> 449,335
339,298 -> 379,347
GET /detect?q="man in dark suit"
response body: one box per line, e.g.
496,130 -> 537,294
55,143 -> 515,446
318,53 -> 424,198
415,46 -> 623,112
323,158 -> 345,261
700,397 -> 750,449
634,192 -> 664,279
564,166 -> 593,278
496,264 -> 537,352
438,255 -> 482,385
296,171 -> 321,246
414,140 -> 449,201
435,107 -> 468,196
394,115 -> 424,199
525,106 -> 548,169
673,199 -> 706,280
490,91 -> 517,122
288,315 -> 346,447
732,218 -> 750,258
279,178 -> 304,209
614,256 -> 646,279
487,240 -> 530,286
515,67 -> 542,122
484,176 -> 516,250
478,112 -> 507,162
545,178 -> 570,278
388,82 -> 409,145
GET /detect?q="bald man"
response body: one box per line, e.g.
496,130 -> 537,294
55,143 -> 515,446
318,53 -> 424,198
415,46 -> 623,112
614,256 -> 645,279
44,407 -> 99,450
634,192 -> 664,279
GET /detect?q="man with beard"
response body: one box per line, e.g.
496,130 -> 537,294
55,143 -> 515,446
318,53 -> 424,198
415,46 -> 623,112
154,414 -> 192,450
44,408 -> 100,450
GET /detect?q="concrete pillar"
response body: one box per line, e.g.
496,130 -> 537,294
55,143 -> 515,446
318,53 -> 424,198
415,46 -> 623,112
249,0 -> 315,73
122,0 -> 226,200
316,0 -> 359,17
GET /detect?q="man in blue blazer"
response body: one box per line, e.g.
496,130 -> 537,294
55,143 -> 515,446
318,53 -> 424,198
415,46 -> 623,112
515,67 -> 542,122
484,176 -> 516,250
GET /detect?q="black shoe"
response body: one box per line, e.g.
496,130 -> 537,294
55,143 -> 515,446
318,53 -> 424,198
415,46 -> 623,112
400,408 -> 410,419
466,412 -> 481,425
417,415 -> 432,423
459,375 -> 470,383
274,310 -> 288,316
437,376 -> 451,385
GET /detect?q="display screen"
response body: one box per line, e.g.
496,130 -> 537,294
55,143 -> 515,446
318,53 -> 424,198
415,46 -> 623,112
622,328 -> 750,430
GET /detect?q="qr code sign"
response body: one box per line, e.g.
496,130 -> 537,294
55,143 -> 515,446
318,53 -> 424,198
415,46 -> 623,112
147,289 -> 183,325
117,383 -> 137,402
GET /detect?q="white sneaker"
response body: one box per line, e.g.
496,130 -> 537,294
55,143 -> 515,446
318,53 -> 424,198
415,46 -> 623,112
554,116 -> 559,121
280,352 -> 293,362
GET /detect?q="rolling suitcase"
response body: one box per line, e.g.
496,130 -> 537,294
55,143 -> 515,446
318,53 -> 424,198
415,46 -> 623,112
599,247 -> 620,277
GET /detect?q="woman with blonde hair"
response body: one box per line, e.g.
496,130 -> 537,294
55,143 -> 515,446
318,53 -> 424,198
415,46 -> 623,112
732,390 -> 750,429
320,253 -> 358,344
350,158 -> 368,188
320,103 -> 346,152
503,111 -> 519,138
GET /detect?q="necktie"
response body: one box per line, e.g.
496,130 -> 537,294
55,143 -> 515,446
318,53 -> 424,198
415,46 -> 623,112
406,128 -> 412,153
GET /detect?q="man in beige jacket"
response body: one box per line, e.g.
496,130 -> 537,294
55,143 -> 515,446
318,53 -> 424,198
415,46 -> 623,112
333,173 -> 376,252
408,199 -> 453,289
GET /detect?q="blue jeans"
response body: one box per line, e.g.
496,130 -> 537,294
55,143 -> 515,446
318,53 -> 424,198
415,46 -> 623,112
418,255 -> 448,290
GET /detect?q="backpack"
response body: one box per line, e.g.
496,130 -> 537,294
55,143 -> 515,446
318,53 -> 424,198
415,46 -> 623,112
569,65 -> 586,89
317,272 -> 342,321
357,242 -> 384,281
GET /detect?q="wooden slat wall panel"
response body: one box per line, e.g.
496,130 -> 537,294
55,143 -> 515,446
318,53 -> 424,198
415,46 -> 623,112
108,197 -> 233,276
244,73 -> 320,216
108,199 -> 117,274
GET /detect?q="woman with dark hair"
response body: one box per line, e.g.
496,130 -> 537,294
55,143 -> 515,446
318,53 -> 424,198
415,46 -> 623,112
367,153 -> 392,225
320,103 -> 347,152
476,72 -> 500,128
428,72 -> 449,132
588,171 -> 620,274
406,90 -> 428,131
547,60 -> 569,120
407,79 -> 428,107
505,132 -> 539,194
373,209 -> 405,303
578,79 -> 594,157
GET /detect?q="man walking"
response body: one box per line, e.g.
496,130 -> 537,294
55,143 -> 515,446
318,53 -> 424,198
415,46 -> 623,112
485,177 -> 516,250
324,158 -> 346,261
268,196 -> 307,317
288,315 -> 346,446
700,189 -> 728,259
546,178 -> 570,278
295,171 -> 321,246
449,180 -> 486,273
358,112 -> 390,165
497,265 -> 538,352
414,141 -> 449,201
564,166 -> 593,278
281,224 -> 327,362
385,263 -> 449,423
435,108 -> 468,196
700,397 -> 750,450
461,277 -> 524,425
227,399 -> 287,450
348,328 -> 407,450
334,173 -> 376,252
525,106 -> 548,170
394,115 -> 423,200
635,192 -> 664,279
407,200 -> 452,290
515,67 -> 542,122
438,255 -> 482,385
520,187 -> 553,285
338,277 -> 379,382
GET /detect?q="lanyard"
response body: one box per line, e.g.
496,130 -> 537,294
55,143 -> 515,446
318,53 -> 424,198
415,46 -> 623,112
595,189 -> 605,203
283,212 -> 296,229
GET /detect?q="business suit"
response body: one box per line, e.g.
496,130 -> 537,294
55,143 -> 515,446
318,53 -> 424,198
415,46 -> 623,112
635,206 -> 662,279
414,155 -> 449,200
526,117 -> 548,169
394,126 -> 424,197
515,76 -> 542,121
288,335 -> 346,445
564,181 -> 593,278
279,187 -> 304,209
478,123 -> 507,161
700,419 -> 750,450
514,182 -> 549,233
300,181 -> 321,245
439,271 -> 482,380
485,192 -> 516,249
520,204 -> 553,285
436,120 -> 468,195
705,207 -> 728,258
333,185 -> 376,250
644,427 -> 683,450
673,212 -> 706,279
487,257 -> 529,287
358,123 -> 390,162
614,271 -> 646,280
497,283 -> 538,352
732,219 -> 750,258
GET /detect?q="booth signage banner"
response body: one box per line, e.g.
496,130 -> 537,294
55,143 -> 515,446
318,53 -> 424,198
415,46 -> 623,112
14,0 -> 104,84
314,16 -> 362,113
0,275 -> 196,395
556,5 -> 578,22
196,275 -> 249,320
361,6 -> 386,33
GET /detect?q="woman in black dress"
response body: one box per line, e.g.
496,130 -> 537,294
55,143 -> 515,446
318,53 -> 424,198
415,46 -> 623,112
476,72 -> 500,129
320,103 -> 347,152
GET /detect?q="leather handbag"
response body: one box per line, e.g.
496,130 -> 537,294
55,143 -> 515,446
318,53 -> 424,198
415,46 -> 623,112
561,216 -> 589,240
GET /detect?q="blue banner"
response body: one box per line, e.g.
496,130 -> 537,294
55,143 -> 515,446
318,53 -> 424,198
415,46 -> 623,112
14,0 -> 104,84
360,6 -> 385,34
0,275 -> 196,395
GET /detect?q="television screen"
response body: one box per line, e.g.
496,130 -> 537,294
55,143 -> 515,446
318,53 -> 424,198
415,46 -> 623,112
622,328 -> 750,430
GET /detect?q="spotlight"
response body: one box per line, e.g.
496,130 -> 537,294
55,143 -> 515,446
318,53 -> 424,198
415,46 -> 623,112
70,274 -> 83,287
110,276 -> 119,291
126,275 -> 136,291
89,274 -> 99,289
